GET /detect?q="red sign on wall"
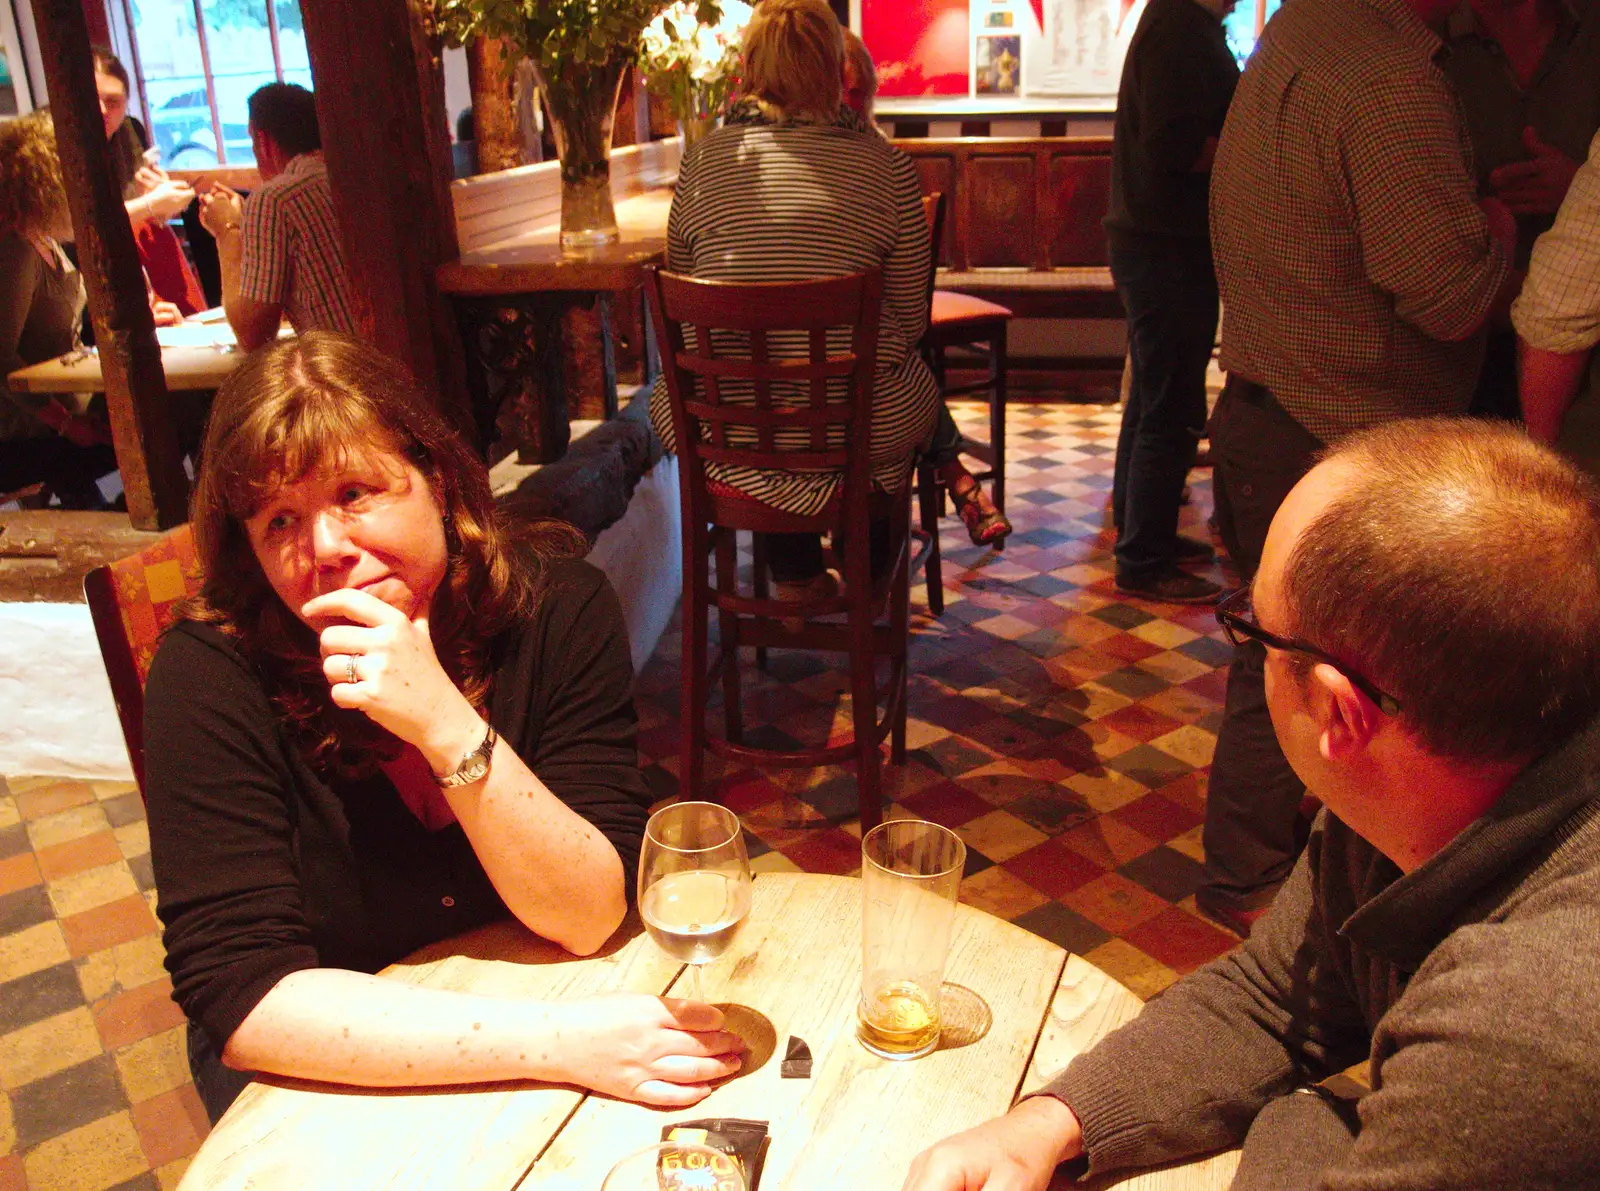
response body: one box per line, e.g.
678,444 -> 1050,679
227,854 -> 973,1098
862,0 -> 971,98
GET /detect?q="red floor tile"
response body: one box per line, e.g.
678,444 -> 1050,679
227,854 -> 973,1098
1002,837 -> 1108,899
60,893 -> 160,958
1122,906 -> 1240,974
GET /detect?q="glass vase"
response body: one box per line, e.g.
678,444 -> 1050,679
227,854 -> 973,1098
533,55 -> 629,250
678,114 -> 717,154
675,80 -> 721,157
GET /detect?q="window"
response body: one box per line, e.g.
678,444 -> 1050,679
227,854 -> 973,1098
1223,0 -> 1282,66
124,0 -> 308,167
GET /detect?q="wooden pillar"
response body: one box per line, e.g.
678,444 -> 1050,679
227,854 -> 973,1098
466,35 -> 521,174
31,0 -> 188,530
298,0 -> 473,438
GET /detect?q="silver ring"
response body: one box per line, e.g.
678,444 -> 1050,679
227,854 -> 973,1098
345,656 -> 358,685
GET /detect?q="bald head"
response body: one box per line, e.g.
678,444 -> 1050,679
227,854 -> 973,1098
1267,419 -> 1600,763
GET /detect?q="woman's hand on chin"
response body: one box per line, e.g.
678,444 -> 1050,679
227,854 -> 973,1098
306,587 -> 483,769
540,994 -> 746,1107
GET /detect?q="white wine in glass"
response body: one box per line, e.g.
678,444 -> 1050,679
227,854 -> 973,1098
639,801 -> 752,999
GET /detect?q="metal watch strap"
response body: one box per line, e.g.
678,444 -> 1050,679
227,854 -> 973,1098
435,724 -> 497,788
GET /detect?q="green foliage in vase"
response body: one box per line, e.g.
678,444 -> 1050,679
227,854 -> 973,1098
431,0 -> 709,72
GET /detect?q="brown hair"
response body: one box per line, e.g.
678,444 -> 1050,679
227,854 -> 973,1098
181,332 -> 584,772
0,110 -> 68,238
741,0 -> 844,122
842,28 -> 877,121
92,47 -> 131,94
1284,418 -> 1600,764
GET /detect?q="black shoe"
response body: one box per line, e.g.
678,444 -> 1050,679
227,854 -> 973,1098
1174,534 -> 1216,564
1115,567 -> 1223,605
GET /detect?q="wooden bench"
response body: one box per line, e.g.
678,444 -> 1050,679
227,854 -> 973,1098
891,137 -> 1121,322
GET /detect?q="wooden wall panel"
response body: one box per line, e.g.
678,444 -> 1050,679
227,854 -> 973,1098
909,155 -> 956,267
966,154 -> 1036,269
1048,152 -> 1112,267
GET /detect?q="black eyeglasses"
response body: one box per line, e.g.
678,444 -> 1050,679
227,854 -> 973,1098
1215,587 -> 1402,716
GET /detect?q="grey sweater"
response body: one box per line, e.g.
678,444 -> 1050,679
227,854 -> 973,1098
1045,719 -> 1600,1190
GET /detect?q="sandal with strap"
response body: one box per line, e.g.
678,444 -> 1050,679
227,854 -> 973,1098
947,473 -> 1012,547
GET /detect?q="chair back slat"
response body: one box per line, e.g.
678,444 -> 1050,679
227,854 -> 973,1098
920,192 -> 946,324
684,400 -> 855,430
646,266 -> 885,538
83,524 -> 204,798
679,354 -> 856,383
751,327 -> 773,454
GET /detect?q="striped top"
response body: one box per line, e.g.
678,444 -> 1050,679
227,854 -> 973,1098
649,113 -> 939,516
239,152 -> 359,338
1211,0 -> 1509,443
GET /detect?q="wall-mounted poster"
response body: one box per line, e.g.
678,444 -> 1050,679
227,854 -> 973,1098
975,35 -> 1022,94
862,0 -> 971,97
1029,0 -> 1136,97
986,10 -> 1015,26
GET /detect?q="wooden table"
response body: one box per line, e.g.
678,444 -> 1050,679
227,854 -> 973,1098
437,188 -> 674,464
5,318 -> 246,395
178,872 -> 1238,1190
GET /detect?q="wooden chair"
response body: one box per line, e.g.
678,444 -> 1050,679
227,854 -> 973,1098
83,524 -> 203,797
917,193 -> 1013,616
645,266 -> 910,833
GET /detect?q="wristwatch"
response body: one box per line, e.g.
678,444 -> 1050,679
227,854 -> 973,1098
435,724 -> 498,788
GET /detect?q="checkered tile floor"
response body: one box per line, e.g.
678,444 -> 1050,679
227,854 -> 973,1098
0,398 -> 1241,1190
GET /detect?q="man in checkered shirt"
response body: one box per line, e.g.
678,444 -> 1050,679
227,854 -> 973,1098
1514,129 -> 1600,473
1196,0 -> 1517,933
198,83 -> 358,352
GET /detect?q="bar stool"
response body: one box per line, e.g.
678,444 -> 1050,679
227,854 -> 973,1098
645,266 -> 911,834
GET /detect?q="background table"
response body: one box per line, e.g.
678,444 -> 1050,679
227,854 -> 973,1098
178,872 -> 1239,1191
437,187 -> 674,463
5,318 -> 246,396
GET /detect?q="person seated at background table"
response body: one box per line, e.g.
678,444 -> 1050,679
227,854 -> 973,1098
197,82 -> 358,351
144,332 -> 744,1123
93,47 -> 208,317
839,26 -> 1012,547
649,0 -> 942,603
0,110 -> 177,506
905,418 -> 1600,1191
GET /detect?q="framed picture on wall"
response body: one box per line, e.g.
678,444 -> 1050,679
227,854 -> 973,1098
861,0 -> 971,97
975,34 -> 1021,94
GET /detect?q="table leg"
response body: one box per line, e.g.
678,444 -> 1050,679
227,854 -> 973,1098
453,295 -> 571,464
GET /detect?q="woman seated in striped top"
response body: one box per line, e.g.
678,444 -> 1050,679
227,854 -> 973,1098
841,26 -> 1013,547
650,0 -> 1000,609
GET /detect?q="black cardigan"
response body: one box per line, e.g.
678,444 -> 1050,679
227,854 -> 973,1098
143,559 -> 652,1053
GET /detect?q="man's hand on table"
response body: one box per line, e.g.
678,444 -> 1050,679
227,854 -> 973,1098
541,994 -> 745,1108
902,1096 -> 1084,1191
150,298 -> 183,327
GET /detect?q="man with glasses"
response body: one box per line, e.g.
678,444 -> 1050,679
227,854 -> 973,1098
905,417 -> 1600,1191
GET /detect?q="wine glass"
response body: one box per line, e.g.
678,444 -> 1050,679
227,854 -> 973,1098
601,1140 -> 747,1191
639,801 -> 752,1000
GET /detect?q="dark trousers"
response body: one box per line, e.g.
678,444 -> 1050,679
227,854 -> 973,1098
926,401 -> 964,468
1203,378 -> 1323,909
1468,327 -> 1521,423
1110,239 -> 1219,578
188,1019 -> 255,1124
764,517 -> 891,583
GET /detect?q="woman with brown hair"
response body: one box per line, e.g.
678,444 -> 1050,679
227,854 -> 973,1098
144,332 -> 743,1121
0,110 -> 118,504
